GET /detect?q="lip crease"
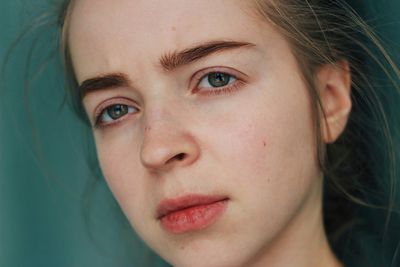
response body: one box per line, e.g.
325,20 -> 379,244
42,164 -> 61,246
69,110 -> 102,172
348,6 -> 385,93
156,194 -> 229,219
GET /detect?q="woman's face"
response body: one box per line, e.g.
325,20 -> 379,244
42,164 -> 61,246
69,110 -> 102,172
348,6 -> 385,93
68,0 -> 324,266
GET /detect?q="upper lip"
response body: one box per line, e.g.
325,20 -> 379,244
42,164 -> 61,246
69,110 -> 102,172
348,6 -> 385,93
156,194 -> 229,219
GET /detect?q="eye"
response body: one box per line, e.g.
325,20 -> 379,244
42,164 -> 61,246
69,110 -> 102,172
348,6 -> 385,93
198,72 -> 237,89
95,104 -> 138,127
192,69 -> 246,96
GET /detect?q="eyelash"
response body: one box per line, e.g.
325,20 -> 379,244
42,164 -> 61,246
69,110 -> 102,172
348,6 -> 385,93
93,69 -> 246,129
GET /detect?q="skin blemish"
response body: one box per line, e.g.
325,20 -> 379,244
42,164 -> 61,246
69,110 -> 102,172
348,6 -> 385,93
263,141 -> 266,147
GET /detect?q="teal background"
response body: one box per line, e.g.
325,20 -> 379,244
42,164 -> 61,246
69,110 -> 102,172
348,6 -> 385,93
0,1 -> 398,267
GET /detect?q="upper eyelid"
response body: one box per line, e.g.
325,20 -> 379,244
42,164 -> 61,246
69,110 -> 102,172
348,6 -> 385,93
82,86 -> 141,109
192,66 -> 248,79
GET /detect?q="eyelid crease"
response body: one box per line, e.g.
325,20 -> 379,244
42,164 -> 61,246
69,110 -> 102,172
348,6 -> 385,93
191,66 -> 249,81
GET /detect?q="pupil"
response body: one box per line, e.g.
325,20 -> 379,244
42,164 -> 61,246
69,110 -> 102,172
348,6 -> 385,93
208,72 -> 229,87
107,104 -> 128,119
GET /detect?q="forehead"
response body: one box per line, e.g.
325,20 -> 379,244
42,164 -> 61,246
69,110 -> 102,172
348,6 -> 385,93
67,0 -> 268,80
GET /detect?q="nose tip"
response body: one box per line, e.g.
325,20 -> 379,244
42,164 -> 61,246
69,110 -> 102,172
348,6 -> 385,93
140,131 -> 200,172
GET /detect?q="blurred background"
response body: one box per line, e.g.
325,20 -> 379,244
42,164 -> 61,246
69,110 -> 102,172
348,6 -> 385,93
0,1 -> 399,267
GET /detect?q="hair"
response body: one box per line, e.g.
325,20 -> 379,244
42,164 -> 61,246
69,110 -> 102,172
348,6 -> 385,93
13,0 -> 399,266
250,1 -> 400,265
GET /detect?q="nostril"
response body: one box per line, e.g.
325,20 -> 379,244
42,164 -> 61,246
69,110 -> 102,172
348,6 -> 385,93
166,153 -> 186,164
175,153 -> 186,160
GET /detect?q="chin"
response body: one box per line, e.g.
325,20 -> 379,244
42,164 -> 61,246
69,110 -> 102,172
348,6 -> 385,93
165,252 -> 243,267
152,235 -> 258,267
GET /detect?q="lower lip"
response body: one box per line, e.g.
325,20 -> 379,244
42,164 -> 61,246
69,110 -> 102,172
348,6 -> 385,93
159,200 -> 228,234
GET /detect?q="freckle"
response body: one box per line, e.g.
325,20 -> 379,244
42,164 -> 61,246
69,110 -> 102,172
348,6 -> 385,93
171,26 -> 176,31
263,141 -> 266,147
145,126 -> 151,132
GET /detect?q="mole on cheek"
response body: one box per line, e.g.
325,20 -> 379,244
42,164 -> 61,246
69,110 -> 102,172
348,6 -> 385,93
263,141 -> 266,147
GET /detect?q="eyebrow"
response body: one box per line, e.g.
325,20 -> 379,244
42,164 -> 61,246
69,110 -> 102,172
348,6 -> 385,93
79,73 -> 130,99
79,40 -> 255,98
160,40 -> 255,71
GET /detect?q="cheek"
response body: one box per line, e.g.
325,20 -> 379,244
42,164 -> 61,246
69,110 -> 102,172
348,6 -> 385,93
94,131 -> 150,223
95,132 -> 138,188
206,81 -> 317,182
204,79 -> 319,223
210,109 -> 316,191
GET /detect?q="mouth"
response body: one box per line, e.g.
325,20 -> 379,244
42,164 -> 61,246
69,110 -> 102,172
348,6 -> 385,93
156,194 -> 229,234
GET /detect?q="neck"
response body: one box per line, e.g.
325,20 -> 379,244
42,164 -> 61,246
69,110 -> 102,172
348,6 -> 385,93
248,176 -> 343,267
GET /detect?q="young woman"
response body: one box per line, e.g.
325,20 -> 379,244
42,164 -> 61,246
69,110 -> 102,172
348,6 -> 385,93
54,0 -> 399,266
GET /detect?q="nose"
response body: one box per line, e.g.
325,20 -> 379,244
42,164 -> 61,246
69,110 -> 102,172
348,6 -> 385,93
140,120 -> 200,172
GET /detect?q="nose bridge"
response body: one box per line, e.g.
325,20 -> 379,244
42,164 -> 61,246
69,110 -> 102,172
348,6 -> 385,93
139,97 -> 200,172
143,91 -> 183,136
145,94 -> 178,126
